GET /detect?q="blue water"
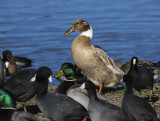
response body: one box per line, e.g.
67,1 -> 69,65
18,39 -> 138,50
0,0 -> 160,85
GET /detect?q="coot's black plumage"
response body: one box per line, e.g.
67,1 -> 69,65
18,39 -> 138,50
126,57 -> 154,93
80,80 -> 136,121
122,72 -> 160,121
0,66 -> 52,102
36,67 -> 88,121
2,50 -> 32,68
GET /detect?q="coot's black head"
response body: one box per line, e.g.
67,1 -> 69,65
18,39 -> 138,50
35,66 -> 53,84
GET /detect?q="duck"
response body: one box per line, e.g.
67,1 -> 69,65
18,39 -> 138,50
54,62 -> 86,83
36,67 -> 89,121
80,80 -> 136,121
0,89 -> 38,121
6,53 -> 20,76
0,66 -> 52,111
122,68 -> 160,121
2,50 -> 32,69
54,62 -> 114,110
121,58 -> 160,80
0,57 -> 6,85
123,57 -> 154,97
64,19 -> 125,93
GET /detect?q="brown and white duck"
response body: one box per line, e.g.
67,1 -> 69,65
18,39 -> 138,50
64,19 -> 125,93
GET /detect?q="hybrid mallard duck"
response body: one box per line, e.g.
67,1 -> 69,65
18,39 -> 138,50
64,19 -> 125,93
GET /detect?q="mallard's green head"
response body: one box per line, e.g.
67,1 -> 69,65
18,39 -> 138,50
0,89 -> 16,108
54,63 -> 76,80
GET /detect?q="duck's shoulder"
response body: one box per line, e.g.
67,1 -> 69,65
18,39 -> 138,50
91,45 -> 108,57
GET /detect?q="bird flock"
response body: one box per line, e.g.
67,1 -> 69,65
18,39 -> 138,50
0,19 -> 160,121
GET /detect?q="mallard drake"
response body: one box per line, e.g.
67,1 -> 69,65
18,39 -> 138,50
64,19 -> 125,93
36,67 -> 89,121
121,58 -> 160,80
0,66 -> 52,111
123,57 -> 154,97
0,57 -> 6,85
54,62 -> 114,110
122,69 -> 159,121
2,50 -> 32,68
80,80 -> 136,121
0,89 -> 38,121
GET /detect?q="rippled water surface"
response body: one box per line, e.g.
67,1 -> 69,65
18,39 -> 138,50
0,0 -> 160,85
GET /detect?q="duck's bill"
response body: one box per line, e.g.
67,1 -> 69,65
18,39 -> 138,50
64,27 -> 75,35
54,70 -> 64,78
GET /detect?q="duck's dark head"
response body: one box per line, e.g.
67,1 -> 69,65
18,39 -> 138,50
2,50 -> 12,62
54,62 -> 76,80
64,19 -> 91,35
0,89 -> 16,108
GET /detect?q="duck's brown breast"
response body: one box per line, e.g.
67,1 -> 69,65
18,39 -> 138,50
71,35 -> 124,86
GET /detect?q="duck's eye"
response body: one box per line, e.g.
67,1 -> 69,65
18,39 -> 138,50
76,22 -> 80,25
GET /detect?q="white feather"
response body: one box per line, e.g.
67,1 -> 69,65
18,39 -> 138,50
30,75 -> 36,82
133,58 -> 137,65
80,27 -> 93,39
80,83 -> 86,89
48,75 -> 53,84
5,61 -> 9,68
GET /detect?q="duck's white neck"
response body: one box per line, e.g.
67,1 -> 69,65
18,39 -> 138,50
80,27 -> 93,39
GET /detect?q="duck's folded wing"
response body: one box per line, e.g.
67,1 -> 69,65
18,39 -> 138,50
92,45 -> 125,75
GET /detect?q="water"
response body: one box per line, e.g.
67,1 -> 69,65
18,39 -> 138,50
0,0 -> 160,85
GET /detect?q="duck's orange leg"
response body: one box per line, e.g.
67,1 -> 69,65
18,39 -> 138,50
82,117 -> 87,121
99,83 -> 103,93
